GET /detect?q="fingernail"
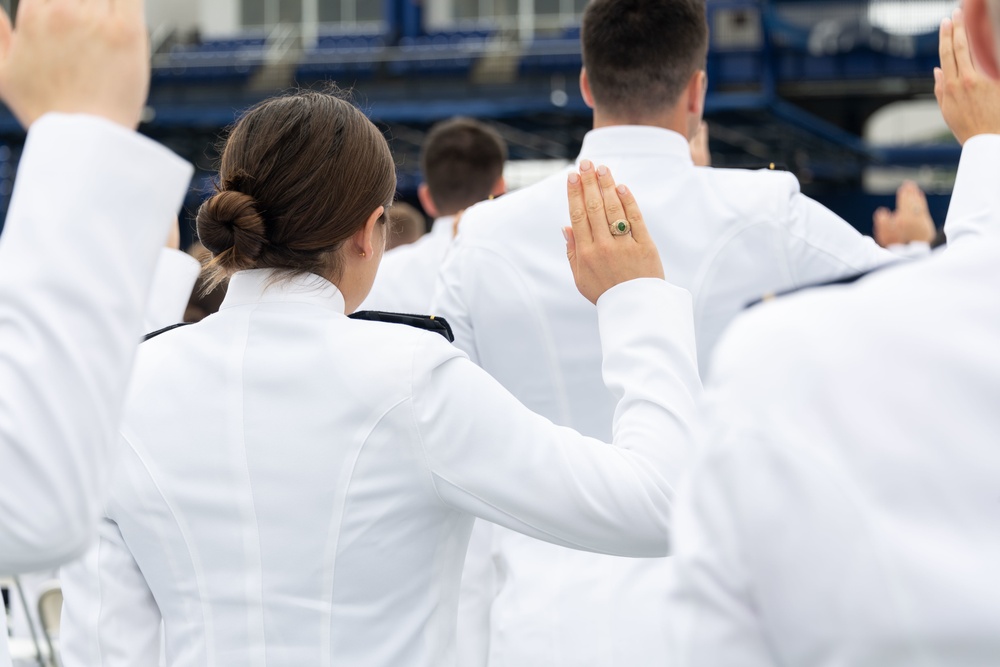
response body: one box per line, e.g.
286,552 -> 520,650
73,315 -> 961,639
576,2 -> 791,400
942,17 -> 952,29
617,184 -> 628,195
579,159 -> 593,172
596,165 -> 608,176
933,68 -> 941,83
568,172 -> 580,184
561,228 -> 569,242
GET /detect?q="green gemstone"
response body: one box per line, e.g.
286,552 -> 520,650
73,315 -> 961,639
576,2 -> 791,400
617,222 -> 627,232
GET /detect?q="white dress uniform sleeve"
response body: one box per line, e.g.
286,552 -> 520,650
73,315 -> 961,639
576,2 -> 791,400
943,134 -> 1000,247
0,113 -> 193,573
414,278 -> 702,556
782,189 -> 900,286
143,249 -> 201,333
59,518 -> 162,667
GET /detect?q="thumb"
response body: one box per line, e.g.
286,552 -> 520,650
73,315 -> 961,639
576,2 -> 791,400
873,208 -> 891,246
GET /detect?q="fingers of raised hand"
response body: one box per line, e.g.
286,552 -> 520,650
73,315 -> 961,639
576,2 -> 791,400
567,171 -> 593,244
940,17 -> 957,82
596,165 -> 627,232
951,8 -> 977,80
579,159 -> 611,239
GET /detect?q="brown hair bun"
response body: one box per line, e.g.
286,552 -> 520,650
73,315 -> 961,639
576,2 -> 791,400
196,190 -> 267,271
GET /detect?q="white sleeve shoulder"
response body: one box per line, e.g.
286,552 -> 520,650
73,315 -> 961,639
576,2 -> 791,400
781,185 -> 897,286
0,114 -> 193,571
412,278 -> 702,557
144,248 -> 201,333
60,518 -> 162,667
944,134 -> 1000,247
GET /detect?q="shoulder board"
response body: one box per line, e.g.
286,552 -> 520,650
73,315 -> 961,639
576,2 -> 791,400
349,310 -> 454,343
143,322 -> 193,342
142,312 -> 455,344
745,264 -> 894,310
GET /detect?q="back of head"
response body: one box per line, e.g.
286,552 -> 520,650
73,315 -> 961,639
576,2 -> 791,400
197,89 -> 397,290
386,202 -> 427,250
420,117 -> 507,216
582,0 -> 709,119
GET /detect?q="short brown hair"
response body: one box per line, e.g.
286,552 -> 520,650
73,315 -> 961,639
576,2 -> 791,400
386,202 -> 427,250
197,88 -> 396,290
582,0 -> 708,118
420,117 -> 507,216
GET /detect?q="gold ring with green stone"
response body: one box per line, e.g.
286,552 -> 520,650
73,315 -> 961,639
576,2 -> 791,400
610,219 -> 631,236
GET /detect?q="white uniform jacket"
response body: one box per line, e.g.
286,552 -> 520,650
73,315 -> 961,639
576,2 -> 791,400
0,115 -> 192,666
146,249 -> 201,333
668,134 -> 1000,667
433,125 -> 923,667
59,270 -> 702,667
361,216 -> 454,313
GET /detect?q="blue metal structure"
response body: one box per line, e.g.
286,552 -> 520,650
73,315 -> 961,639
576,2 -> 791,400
0,0 -> 961,230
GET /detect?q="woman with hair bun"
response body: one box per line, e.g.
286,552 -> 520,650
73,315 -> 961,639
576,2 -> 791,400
59,89 -> 701,667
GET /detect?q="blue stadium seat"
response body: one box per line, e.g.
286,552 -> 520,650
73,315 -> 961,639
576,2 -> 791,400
153,34 -> 267,84
295,33 -> 388,82
387,31 -> 493,76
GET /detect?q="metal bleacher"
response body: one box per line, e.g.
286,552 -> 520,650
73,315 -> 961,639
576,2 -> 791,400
0,0 -> 960,229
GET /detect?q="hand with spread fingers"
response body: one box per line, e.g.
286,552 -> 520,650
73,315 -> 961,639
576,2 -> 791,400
564,160 -> 665,304
0,0 -> 151,130
935,8 -> 1000,145
872,181 -> 937,247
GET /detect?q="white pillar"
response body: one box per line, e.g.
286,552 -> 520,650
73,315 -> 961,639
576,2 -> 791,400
199,0 -> 242,37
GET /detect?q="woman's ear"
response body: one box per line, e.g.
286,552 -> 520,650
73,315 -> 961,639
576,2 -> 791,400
353,206 -> 385,259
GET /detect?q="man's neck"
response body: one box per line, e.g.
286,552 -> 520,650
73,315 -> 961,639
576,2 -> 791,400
592,108 -> 688,138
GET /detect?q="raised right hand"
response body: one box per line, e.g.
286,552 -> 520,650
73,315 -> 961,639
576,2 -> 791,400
935,8 -> 1000,145
0,0 -> 150,130
564,160 -> 665,305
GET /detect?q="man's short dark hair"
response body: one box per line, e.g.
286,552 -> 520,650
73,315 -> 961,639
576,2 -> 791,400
582,0 -> 708,118
421,117 -> 507,215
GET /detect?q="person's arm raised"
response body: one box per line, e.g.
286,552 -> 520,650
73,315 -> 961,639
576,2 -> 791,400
408,162 -> 701,555
935,9 -> 1000,246
0,0 -> 193,570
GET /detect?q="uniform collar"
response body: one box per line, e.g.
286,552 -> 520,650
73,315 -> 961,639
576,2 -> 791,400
220,269 -> 347,314
577,126 -> 693,165
430,216 -> 455,238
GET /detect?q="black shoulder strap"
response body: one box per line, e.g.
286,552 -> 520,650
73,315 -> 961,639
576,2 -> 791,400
142,312 -> 454,343
143,322 -> 193,342
349,311 -> 454,342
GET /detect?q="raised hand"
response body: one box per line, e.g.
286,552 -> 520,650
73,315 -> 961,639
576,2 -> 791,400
872,181 -> 937,247
935,8 -> 1000,145
0,0 -> 150,130
564,160 -> 665,304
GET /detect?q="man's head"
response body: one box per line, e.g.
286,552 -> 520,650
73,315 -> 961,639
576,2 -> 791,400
386,202 -> 427,250
580,0 -> 709,135
965,0 -> 1000,78
419,117 -> 508,218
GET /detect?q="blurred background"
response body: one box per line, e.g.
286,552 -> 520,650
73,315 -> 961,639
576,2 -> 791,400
0,0 -> 960,245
